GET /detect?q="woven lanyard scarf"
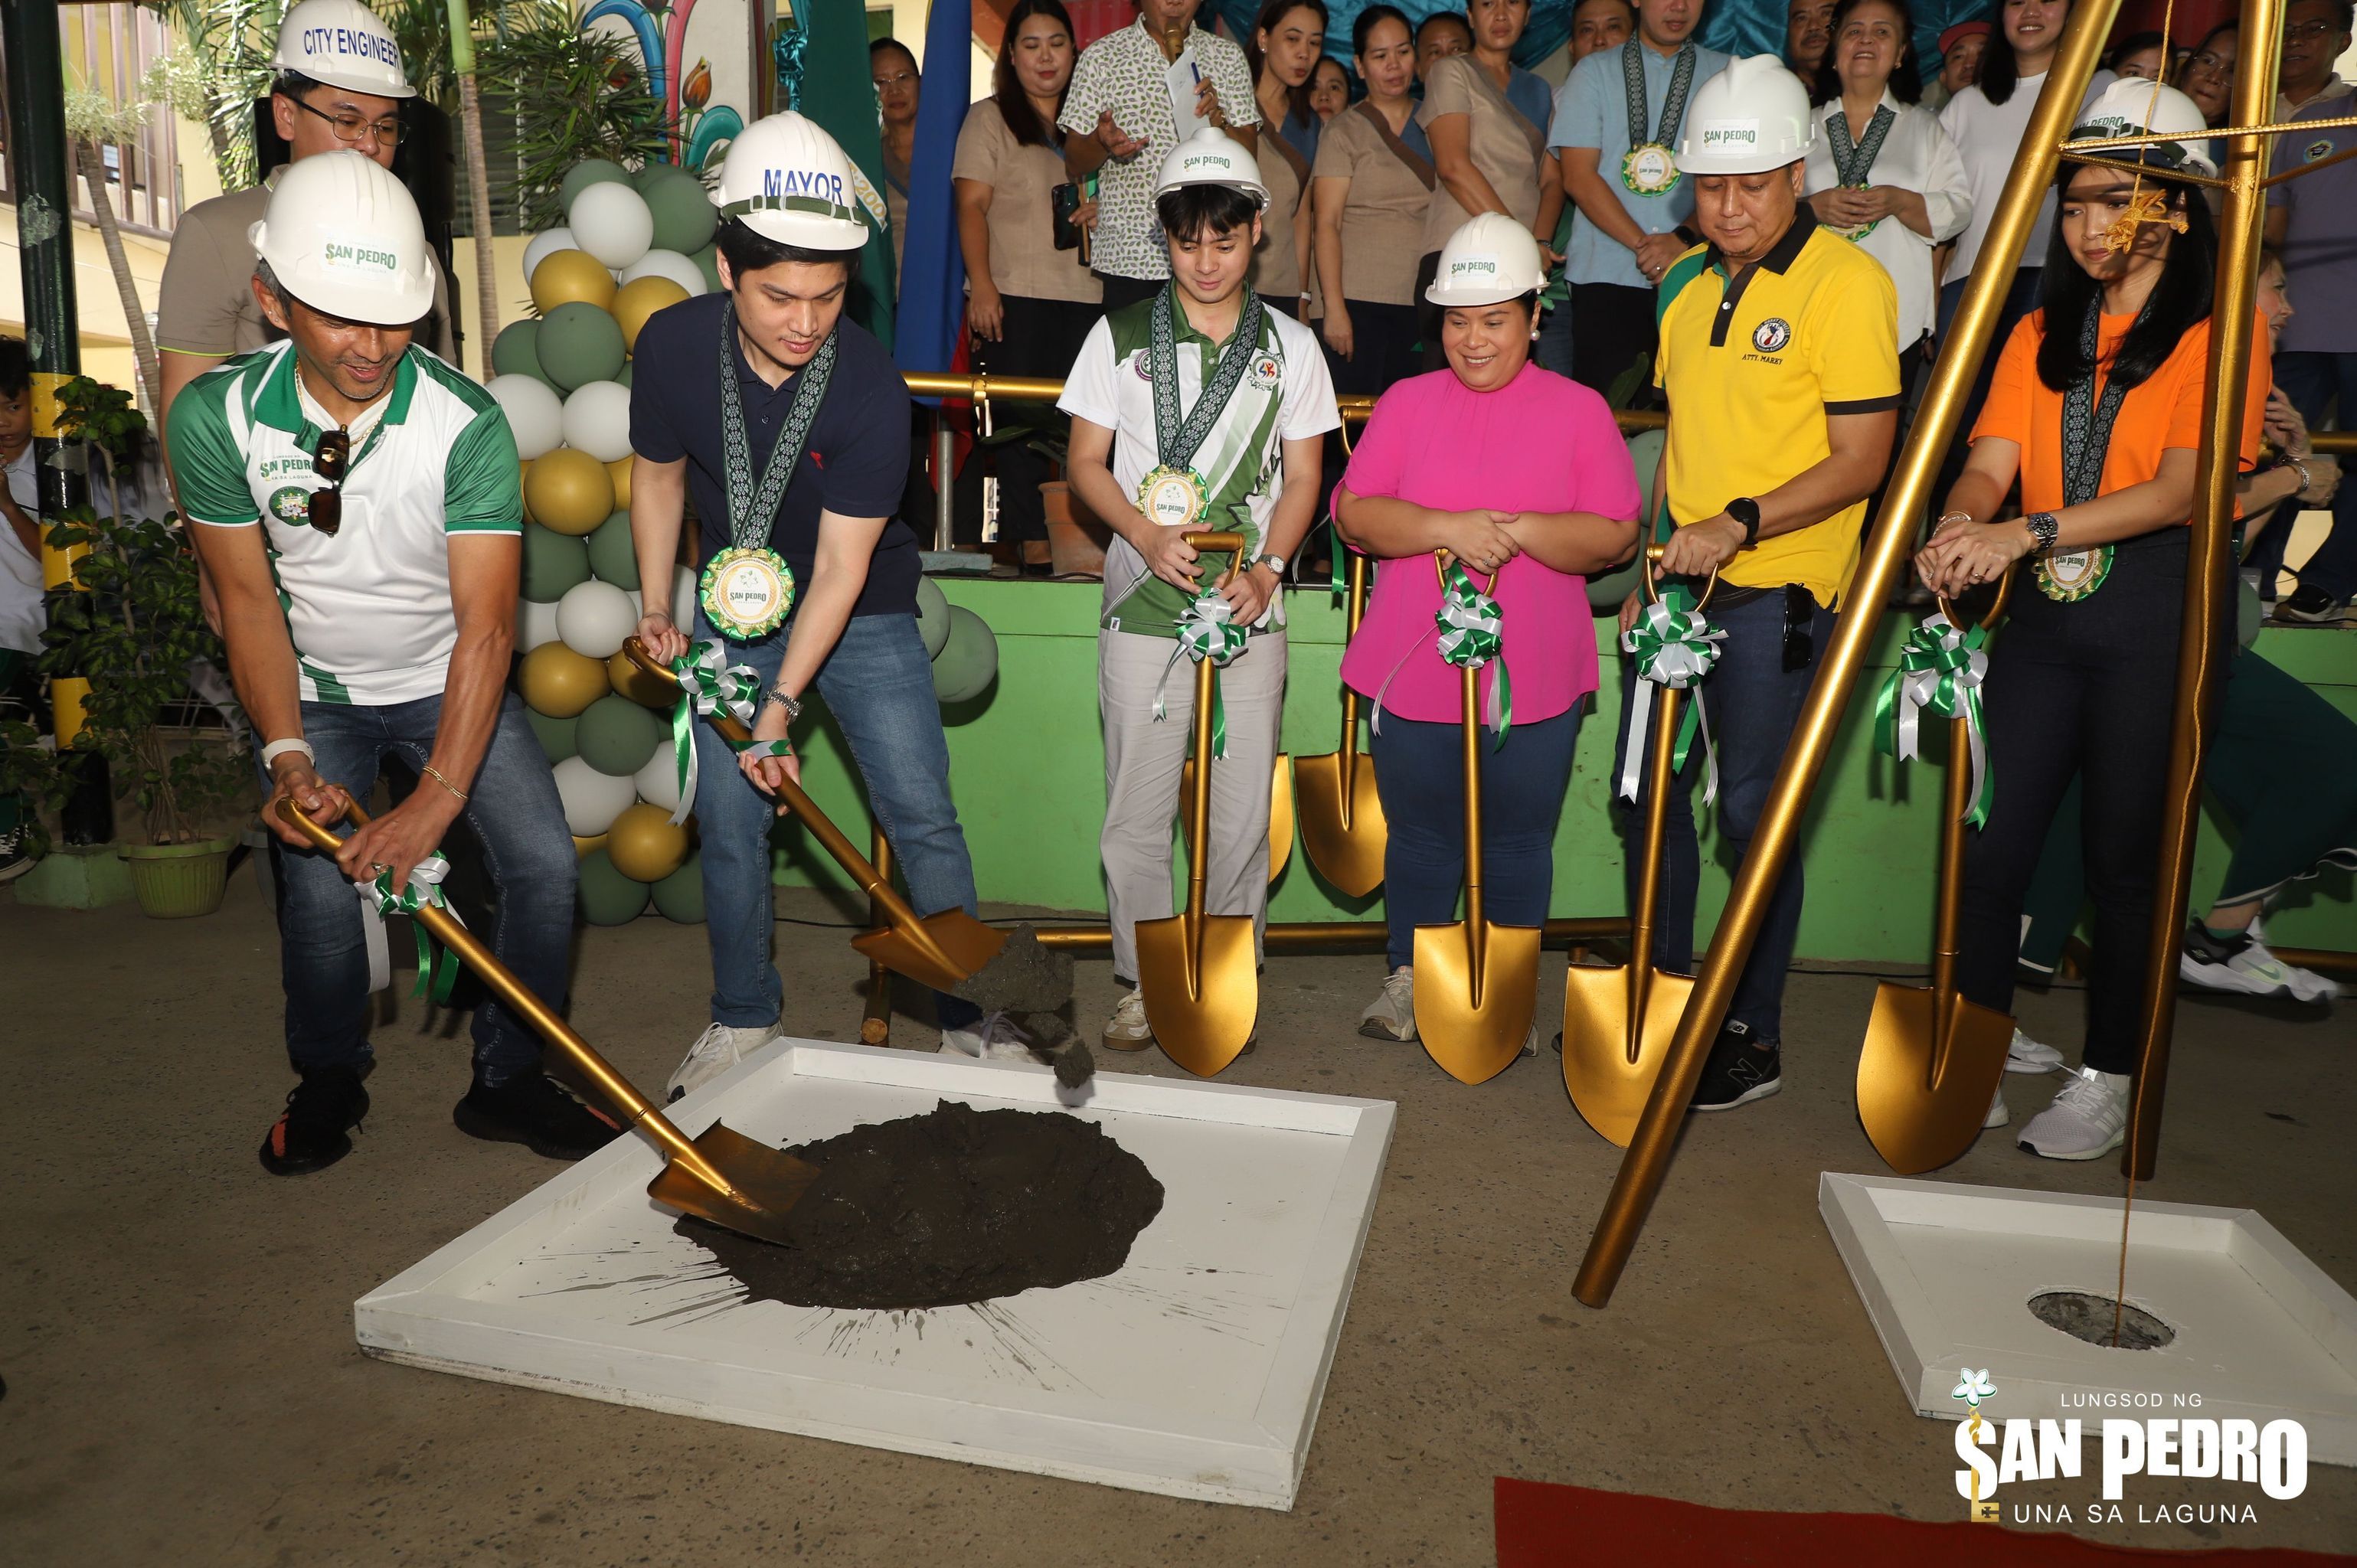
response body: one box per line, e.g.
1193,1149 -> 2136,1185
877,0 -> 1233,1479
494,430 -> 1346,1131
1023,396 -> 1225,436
662,639 -> 764,825
1620,40 -> 1698,190
719,302 -> 839,550
1823,103 -> 1896,237
358,854 -> 463,1003
1149,281 -> 1267,475
1872,611 -> 1995,826
1617,583 -> 1725,805
2039,297 -> 2148,600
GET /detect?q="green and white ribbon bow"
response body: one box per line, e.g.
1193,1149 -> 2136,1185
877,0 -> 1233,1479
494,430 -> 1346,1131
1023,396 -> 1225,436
1154,590 -> 1249,757
1619,586 -> 1724,805
358,853 -> 461,1003
667,639 -> 763,825
1436,561 -> 1512,746
1874,610 -> 1994,828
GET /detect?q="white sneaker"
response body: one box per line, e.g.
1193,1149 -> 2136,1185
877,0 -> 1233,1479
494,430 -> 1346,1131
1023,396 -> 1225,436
1518,1021 -> 1539,1059
1358,968 -> 1417,1041
666,1021 -> 780,1101
940,1013 -> 1038,1061
2006,1027 -> 2065,1074
1102,990 -> 1155,1052
2181,922 -> 2339,1004
2017,1066 -> 2132,1161
1984,1081 -> 2009,1129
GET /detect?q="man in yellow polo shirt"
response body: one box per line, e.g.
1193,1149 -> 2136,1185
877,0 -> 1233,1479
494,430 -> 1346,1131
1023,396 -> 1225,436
1615,54 -> 1898,1112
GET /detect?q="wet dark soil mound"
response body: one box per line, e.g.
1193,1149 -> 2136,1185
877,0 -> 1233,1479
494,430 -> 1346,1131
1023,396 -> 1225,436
678,1100 -> 1163,1310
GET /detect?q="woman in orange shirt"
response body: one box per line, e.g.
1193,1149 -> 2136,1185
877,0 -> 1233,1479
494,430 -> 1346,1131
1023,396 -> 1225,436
1915,81 -> 2264,1163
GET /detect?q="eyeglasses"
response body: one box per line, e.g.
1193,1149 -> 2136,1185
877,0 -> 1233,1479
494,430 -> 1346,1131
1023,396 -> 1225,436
2284,19 -> 2342,42
2182,50 -> 2231,74
291,96 -> 407,148
310,427 -> 350,535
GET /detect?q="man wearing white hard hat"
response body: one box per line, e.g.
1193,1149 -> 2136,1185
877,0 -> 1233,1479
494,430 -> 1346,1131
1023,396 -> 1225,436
1620,55 -> 1898,1112
158,0 -> 456,449
629,113 -> 1001,1093
168,153 -> 604,1178
1059,129 -> 1339,1053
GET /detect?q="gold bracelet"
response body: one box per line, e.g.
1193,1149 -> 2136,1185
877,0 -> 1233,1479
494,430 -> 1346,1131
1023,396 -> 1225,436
420,763 -> 469,804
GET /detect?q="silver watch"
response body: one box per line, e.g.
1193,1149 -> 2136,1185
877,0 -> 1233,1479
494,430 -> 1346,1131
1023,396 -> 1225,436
767,686 -> 803,723
1254,552 -> 1287,577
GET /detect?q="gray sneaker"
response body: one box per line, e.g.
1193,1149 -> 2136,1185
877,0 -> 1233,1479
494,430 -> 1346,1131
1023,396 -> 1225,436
2006,1027 -> 2066,1074
665,1021 -> 781,1101
1358,967 -> 1417,1041
2018,1067 -> 2132,1161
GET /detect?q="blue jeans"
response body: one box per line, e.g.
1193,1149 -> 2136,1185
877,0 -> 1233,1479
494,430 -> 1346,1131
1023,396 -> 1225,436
273,691 -> 576,1085
1369,707 -> 1581,971
2262,351 -> 2357,602
1610,591 -> 1835,1042
1533,300 -> 1577,379
692,608 -> 980,1029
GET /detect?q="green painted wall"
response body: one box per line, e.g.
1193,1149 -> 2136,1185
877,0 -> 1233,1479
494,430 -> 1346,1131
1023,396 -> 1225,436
773,580 -> 2357,964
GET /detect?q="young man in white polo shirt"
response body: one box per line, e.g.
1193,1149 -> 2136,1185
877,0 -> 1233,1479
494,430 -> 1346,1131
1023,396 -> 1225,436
171,153 -> 606,1177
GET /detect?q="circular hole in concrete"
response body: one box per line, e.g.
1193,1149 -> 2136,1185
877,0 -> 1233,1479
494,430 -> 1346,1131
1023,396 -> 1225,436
2027,1290 -> 2176,1351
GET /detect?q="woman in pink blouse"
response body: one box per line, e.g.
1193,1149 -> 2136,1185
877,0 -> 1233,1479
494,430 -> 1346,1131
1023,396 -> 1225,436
1334,214 -> 1639,1048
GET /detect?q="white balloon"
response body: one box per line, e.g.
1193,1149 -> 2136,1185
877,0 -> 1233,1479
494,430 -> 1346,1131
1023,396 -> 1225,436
488,374 -> 564,460
521,227 -> 577,280
619,247 -> 706,296
560,381 -> 636,463
633,749 -> 683,812
555,579 -> 638,659
515,595 -> 561,652
553,755 -> 639,836
567,182 -> 655,270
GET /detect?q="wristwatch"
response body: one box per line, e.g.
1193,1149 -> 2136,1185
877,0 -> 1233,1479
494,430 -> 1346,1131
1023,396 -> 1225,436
1254,552 -> 1287,577
767,686 -> 804,724
2024,511 -> 2061,554
1726,497 -> 1762,547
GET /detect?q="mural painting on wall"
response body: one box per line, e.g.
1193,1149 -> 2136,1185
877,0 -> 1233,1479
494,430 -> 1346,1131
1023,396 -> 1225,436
579,0 -> 748,172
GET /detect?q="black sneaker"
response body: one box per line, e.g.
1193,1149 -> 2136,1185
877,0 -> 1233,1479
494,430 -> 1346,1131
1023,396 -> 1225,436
2274,584 -> 2349,625
453,1073 -> 625,1160
258,1070 -> 370,1175
1690,1020 -> 1782,1112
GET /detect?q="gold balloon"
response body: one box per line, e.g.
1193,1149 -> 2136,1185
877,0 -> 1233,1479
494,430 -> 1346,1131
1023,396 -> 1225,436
607,455 -> 633,511
524,448 -> 613,536
518,456 -> 534,524
573,833 -> 608,858
612,276 -> 688,352
519,642 -> 610,718
530,248 -> 617,313
607,647 -> 675,707
605,801 -> 690,882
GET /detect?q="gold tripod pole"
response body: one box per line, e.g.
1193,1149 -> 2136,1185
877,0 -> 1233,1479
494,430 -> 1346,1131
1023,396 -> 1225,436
2123,1 -> 2283,1179
1572,0 -> 2123,1309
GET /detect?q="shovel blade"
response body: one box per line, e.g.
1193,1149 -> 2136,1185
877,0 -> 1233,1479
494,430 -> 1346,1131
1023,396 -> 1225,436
645,1120 -> 823,1246
1858,983 -> 2016,1174
851,910 -> 1008,994
1291,750 -> 1388,897
1560,961 -> 1695,1146
1181,756 -> 1294,886
1136,912 -> 1259,1076
1412,920 -> 1541,1085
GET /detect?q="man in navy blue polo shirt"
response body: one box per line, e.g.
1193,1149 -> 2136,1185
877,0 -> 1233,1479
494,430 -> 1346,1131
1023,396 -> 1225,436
629,113 -> 1005,1095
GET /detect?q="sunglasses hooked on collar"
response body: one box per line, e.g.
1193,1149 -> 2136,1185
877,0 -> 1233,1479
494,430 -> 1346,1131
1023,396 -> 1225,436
310,427 -> 350,535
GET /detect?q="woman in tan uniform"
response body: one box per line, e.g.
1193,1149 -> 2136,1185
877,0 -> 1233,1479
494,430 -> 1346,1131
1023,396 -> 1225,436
1313,5 -> 1432,394
955,0 -> 1103,573
1247,0 -> 1329,320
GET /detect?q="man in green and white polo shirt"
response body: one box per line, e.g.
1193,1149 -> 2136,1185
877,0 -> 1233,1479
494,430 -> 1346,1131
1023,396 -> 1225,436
1061,129 -> 1339,1053
171,152 -> 611,1178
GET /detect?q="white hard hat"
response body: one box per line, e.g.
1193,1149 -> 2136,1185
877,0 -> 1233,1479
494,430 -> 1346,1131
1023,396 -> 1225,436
1152,129 -> 1270,208
249,151 -> 436,325
714,112 -> 869,251
271,0 -> 416,100
1425,213 -> 1546,307
2071,78 -> 2218,177
1676,56 -> 1815,176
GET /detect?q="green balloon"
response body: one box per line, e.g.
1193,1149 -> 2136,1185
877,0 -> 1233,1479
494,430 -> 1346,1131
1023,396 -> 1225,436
526,707 -> 579,765
585,509 -> 639,588
640,166 -> 718,254
651,851 -> 705,923
521,521 -> 591,602
575,693 -> 665,776
578,848 -> 651,923
931,604 -> 999,704
535,301 -> 627,392
691,243 -> 722,293
559,158 -> 633,216
1588,430 -> 1664,610
614,361 -> 633,389
492,319 -> 549,384
915,575 -> 951,658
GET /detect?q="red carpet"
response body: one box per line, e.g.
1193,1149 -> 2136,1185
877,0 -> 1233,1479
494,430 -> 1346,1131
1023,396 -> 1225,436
1495,1478 -> 2354,1566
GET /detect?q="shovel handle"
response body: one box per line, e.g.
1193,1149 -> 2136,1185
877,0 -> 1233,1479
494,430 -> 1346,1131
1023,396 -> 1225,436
1640,543 -> 1718,610
1184,531 -> 1246,555
1935,570 -> 2013,632
275,797 -> 743,1199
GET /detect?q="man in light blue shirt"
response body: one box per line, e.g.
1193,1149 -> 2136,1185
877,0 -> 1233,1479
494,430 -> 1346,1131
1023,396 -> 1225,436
1550,0 -> 1728,399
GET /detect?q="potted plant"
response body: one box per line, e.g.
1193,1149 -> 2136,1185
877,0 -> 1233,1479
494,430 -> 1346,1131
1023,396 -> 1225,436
976,405 -> 1108,579
32,377 -> 250,916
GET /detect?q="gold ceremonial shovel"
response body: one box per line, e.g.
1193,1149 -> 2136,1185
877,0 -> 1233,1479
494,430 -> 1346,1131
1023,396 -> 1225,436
280,799 -> 818,1245
1291,550 -> 1388,897
1182,756 -> 1294,884
1137,532 -> 1260,1076
622,637 -> 1008,995
1858,584 -> 2015,1174
1412,553 -> 1539,1084
1561,548 -> 1711,1144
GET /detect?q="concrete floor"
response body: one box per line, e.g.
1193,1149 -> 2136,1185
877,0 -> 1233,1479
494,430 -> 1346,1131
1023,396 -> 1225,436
4,875 -> 2355,1566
